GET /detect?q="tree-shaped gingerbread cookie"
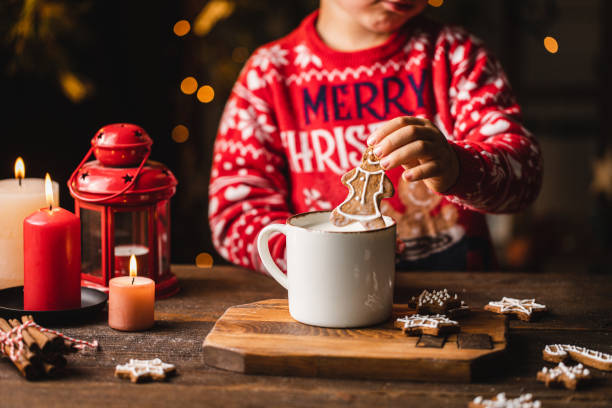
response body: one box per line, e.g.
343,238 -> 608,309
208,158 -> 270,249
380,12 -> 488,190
331,146 -> 394,229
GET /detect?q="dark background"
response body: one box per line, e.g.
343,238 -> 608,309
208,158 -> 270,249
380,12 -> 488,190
1,0 -> 610,273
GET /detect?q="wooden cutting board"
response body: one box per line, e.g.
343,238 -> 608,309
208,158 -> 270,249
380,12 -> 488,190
203,299 -> 508,382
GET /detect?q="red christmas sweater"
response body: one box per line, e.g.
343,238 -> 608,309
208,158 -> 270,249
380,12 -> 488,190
209,11 -> 542,273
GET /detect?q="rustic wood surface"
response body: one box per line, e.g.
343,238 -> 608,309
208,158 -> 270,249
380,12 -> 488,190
0,265 -> 611,407
203,300 -> 508,382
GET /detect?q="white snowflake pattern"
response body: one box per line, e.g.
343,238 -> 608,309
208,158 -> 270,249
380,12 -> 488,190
219,99 -> 238,135
237,106 -> 276,144
303,188 -> 332,210
252,44 -> 289,70
246,69 -> 266,90
294,44 -> 322,68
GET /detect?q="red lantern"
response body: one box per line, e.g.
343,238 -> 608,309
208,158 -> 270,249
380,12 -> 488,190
68,123 -> 179,298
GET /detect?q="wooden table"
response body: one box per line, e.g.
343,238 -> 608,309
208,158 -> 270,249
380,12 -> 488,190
1,266 -> 611,407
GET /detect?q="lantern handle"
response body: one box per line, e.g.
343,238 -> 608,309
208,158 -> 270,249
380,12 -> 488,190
68,146 -> 151,203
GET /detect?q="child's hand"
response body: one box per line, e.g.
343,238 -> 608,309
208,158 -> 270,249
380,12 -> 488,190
367,116 -> 460,193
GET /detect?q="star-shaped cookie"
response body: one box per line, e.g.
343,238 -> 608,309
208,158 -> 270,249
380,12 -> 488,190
543,344 -> 612,371
484,297 -> 546,321
537,362 -> 591,390
115,358 -> 176,383
394,314 -> 459,336
469,393 -> 541,408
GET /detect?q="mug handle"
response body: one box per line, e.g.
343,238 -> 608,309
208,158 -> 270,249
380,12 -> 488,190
257,223 -> 289,290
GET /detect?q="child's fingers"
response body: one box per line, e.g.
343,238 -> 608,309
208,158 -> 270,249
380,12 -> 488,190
373,125 -> 421,158
374,125 -> 439,159
367,116 -> 428,146
403,161 -> 441,182
379,139 -> 434,170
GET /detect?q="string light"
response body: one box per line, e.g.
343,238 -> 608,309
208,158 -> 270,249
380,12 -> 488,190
543,36 -> 559,53
197,85 -> 215,103
180,76 -> 198,95
428,0 -> 443,7
171,125 -> 189,143
173,20 -> 191,37
193,0 -> 235,37
59,71 -> 89,102
195,252 -> 213,268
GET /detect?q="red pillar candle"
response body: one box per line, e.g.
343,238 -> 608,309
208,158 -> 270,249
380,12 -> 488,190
23,174 -> 81,311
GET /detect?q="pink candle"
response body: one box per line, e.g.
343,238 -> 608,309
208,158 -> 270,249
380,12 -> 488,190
23,174 -> 81,311
108,255 -> 154,331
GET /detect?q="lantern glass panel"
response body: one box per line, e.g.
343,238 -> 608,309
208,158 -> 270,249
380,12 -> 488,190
81,208 -> 102,277
157,200 -> 170,277
112,209 -> 151,278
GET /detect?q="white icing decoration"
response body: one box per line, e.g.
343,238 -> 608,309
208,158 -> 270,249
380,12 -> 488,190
397,314 -> 458,329
540,362 -> 590,381
115,358 -> 175,381
487,297 -> 545,316
544,344 -> 612,363
413,289 -> 468,312
336,167 -> 385,222
472,392 -> 541,408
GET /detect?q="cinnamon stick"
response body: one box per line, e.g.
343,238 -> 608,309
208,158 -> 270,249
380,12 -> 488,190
0,318 -> 41,380
6,319 -> 43,367
42,353 -> 67,369
8,318 -> 39,353
43,362 -> 58,377
20,315 -> 64,352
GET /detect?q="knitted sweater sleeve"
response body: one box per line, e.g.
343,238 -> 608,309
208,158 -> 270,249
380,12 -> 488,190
433,28 -> 543,213
208,54 -> 291,274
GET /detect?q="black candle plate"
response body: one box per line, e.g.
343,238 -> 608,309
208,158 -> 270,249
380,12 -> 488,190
0,286 -> 107,325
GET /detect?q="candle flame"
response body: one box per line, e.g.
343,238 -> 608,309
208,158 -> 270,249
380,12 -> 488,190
45,173 -> 54,208
129,254 -> 137,278
14,157 -> 25,180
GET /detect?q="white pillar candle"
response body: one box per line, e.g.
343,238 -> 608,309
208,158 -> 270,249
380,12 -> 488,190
0,178 -> 59,289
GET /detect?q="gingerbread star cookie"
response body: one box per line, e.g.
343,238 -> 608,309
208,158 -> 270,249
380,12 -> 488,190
409,289 -> 469,317
330,146 -> 394,230
543,344 -> 612,371
115,358 -> 176,383
395,314 -> 459,337
469,393 -> 541,408
484,297 -> 546,321
537,362 -> 591,390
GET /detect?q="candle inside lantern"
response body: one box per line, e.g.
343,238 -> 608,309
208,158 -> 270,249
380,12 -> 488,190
114,244 -> 150,277
0,158 -> 59,289
108,254 -> 155,331
23,173 -> 81,311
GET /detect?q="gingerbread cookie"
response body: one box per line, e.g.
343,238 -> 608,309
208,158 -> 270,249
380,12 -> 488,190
115,358 -> 176,383
469,393 -> 541,408
409,289 -> 469,317
394,314 -> 459,337
330,146 -> 394,229
537,362 -> 591,390
543,344 -> 612,371
484,297 -> 546,321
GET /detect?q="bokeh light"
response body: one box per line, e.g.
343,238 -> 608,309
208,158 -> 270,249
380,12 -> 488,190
195,252 -> 214,268
173,20 -> 191,37
428,0 -> 444,7
544,36 -> 559,54
197,85 -> 215,103
180,76 -> 198,95
171,125 -> 189,143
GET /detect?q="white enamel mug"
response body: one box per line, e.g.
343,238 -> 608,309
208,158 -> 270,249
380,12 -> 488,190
257,211 -> 396,328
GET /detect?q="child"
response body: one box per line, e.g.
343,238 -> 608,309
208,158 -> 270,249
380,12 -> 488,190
208,0 -> 542,272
